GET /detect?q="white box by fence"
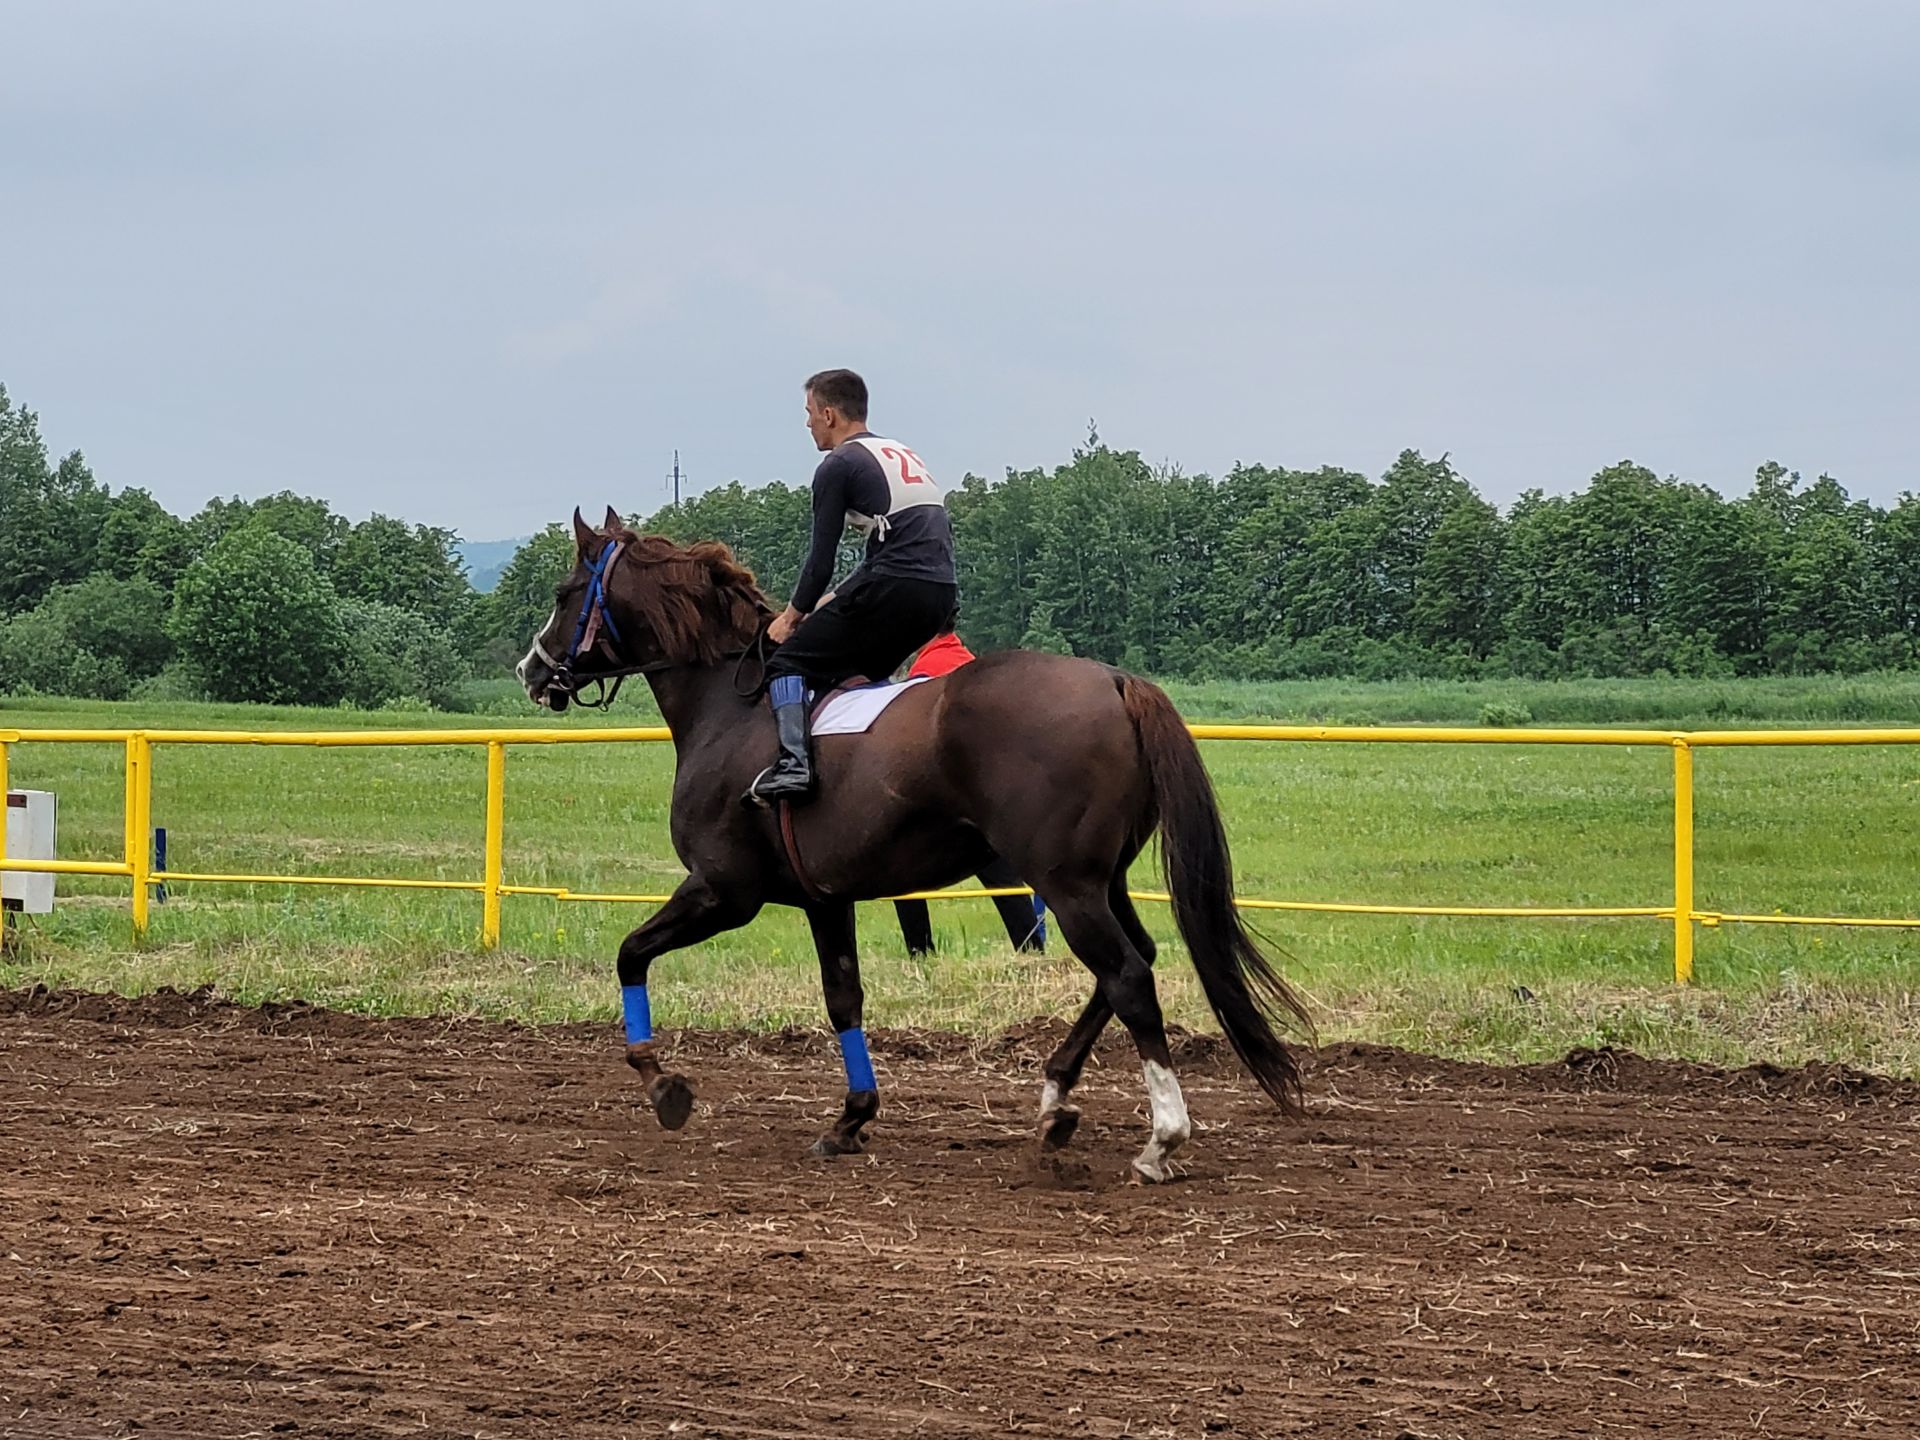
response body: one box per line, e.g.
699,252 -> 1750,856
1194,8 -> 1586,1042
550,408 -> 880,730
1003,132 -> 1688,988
3,790 -> 57,914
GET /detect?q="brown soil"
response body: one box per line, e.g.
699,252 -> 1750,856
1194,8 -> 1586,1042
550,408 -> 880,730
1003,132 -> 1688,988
2,985 -> 1916,1439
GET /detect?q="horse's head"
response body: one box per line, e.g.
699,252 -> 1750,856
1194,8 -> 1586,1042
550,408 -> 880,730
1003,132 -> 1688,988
516,507 -> 773,711
515,507 -> 625,711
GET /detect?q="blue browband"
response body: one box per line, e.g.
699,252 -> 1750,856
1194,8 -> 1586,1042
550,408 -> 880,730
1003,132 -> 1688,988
565,538 -> 625,666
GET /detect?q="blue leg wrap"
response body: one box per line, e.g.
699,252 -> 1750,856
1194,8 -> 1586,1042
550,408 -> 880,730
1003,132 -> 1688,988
622,984 -> 652,1045
837,1026 -> 877,1093
769,674 -> 806,709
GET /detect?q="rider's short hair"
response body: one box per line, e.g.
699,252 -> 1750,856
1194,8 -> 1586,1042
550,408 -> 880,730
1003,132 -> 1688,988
805,369 -> 869,423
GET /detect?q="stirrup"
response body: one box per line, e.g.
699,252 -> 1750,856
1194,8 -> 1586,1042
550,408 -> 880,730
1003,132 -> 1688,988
744,762 -> 814,808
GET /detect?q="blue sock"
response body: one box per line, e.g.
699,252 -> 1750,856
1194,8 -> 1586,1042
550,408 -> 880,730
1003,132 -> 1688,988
622,984 -> 652,1045
769,674 -> 805,709
837,1027 -> 876,1093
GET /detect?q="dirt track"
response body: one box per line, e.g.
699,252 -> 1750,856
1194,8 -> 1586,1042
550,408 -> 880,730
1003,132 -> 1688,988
1,986 -> 1917,1439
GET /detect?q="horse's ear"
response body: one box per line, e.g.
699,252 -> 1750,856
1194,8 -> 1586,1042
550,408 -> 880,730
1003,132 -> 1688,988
572,507 -> 596,554
603,506 -> 623,533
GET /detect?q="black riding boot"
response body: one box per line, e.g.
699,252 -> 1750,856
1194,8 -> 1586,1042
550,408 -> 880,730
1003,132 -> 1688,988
746,690 -> 815,805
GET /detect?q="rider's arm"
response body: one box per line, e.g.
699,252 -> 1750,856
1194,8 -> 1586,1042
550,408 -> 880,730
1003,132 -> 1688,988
790,451 -> 855,615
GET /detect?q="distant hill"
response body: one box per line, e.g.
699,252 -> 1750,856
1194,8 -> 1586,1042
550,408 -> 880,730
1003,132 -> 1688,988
456,537 -> 528,593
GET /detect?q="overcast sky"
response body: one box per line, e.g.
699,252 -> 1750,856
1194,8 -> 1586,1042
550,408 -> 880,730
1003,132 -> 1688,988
4,1 -> 1917,540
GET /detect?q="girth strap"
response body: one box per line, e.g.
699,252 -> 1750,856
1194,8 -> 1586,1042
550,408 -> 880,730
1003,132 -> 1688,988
777,800 -> 826,903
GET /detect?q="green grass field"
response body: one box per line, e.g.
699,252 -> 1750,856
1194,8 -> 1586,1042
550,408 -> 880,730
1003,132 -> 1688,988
6,675 -> 1920,1073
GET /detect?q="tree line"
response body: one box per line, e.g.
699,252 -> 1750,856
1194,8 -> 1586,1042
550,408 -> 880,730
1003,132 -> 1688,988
621,433 -> 1920,682
1,384 -> 479,706
7,381 -> 1920,710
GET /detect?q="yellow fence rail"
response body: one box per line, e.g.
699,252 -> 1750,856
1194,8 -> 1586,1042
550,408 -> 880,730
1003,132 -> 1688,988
5,722 -> 1920,984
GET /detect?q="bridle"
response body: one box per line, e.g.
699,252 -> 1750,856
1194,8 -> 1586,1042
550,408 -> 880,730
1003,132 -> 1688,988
532,536 -> 774,710
532,538 -> 660,711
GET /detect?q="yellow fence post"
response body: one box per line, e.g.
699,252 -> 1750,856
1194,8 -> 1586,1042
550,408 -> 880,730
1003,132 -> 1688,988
0,737 -> 10,875
482,740 -> 506,949
1672,739 -> 1695,984
122,738 -> 136,872
129,735 -> 153,941
122,737 -> 137,930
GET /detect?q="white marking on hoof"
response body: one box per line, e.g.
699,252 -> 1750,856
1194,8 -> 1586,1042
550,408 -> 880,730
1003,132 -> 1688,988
1130,1060 -> 1190,1183
1038,1078 -> 1063,1119
1142,1059 -> 1190,1149
1131,1146 -> 1174,1183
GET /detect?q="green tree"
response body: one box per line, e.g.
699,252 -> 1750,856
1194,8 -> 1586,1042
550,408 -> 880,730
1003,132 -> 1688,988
0,386 -> 112,615
334,513 -> 472,634
1372,451 -> 1475,636
1880,494 -> 1920,642
171,527 -> 348,704
1740,468 -> 1891,671
96,486 -> 195,594
949,467 -> 1044,651
646,480 -> 815,601
1204,464 -> 1371,648
188,491 -> 350,573
337,599 -> 466,710
1412,496 -> 1506,657
0,576 -> 172,700
1659,488 -> 1770,670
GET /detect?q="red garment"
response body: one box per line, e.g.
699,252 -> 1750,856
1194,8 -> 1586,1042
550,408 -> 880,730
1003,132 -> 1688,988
907,631 -> 975,679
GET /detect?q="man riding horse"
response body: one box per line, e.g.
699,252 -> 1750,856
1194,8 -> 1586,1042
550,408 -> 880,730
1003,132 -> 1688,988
514,379 -> 1312,1183
749,368 -> 958,805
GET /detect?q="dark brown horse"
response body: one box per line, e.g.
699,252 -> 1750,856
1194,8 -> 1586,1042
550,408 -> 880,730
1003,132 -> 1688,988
517,510 -> 1311,1181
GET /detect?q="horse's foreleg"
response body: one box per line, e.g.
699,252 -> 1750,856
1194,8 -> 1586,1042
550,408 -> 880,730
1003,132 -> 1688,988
806,902 -> 878,1157
616,878 -> 757,1130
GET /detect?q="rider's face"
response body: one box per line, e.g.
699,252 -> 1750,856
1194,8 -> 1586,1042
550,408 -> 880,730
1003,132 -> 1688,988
805,390 -> 837,452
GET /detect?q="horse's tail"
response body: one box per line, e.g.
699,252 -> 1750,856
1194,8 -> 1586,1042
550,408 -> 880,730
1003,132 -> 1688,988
1120,673 -> 1312,1115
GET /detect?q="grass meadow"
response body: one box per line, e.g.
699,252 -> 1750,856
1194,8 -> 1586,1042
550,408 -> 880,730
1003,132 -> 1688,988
6,674 -> 1920,1073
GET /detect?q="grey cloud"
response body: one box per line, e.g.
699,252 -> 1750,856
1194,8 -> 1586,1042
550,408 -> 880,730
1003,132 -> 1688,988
2,0 -> 1915,539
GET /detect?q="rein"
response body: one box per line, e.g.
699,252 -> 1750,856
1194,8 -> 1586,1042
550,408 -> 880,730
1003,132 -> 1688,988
731,624 -> 774,701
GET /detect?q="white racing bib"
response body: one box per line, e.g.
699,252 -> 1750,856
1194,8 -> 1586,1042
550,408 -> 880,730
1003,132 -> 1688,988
846,436 -> 946,538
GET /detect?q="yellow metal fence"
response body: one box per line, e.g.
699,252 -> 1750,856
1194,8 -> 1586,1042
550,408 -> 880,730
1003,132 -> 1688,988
4,722 -> 1920,983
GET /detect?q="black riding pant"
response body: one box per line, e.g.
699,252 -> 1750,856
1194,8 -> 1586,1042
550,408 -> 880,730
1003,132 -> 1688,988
766,575 -> 958,689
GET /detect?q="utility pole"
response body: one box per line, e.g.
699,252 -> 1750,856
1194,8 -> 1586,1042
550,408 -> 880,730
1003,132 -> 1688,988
668,450 -> 684,507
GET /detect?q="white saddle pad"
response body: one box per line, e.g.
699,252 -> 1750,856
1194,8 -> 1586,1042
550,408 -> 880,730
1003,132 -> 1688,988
813,676 -> 933,736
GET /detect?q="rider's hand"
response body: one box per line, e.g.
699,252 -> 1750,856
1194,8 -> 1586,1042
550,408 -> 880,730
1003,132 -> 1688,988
770,605 -> 803,644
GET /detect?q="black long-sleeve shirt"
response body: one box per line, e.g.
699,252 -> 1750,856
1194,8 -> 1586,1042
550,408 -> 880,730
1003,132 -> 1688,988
792,432 -> 955,613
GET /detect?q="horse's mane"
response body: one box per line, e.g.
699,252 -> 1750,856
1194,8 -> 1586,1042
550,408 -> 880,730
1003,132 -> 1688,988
607,528 -> 774,666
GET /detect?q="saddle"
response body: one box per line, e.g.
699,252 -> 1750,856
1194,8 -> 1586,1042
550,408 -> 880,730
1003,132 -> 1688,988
810,675 -> 933,736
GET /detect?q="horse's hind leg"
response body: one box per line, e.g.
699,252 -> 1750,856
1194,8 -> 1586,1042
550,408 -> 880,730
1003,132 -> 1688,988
807,902 -> 879,1157
617,878 -> 759,1130
1037,880 -> 1157,1151
1048,887 -> 1189,1183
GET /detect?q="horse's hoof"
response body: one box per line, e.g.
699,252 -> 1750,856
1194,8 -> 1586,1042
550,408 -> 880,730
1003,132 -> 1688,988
810,1132 -> 864,1158
649,1073 -> 695,1131
1039,1105 -> 1081,1151
1130,1152 -> 1172,1184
